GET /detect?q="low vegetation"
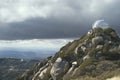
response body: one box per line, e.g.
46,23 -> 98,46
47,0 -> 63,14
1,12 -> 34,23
0,58 -> 39,80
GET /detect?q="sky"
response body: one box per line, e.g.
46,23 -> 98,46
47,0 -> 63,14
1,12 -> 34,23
0,0 -> 120,40
0,39 -> 73,59
0,39 -> 73,51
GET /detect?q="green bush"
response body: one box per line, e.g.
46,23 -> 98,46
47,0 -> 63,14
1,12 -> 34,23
94,27 -> 103,33
102,42 -> 109,55
73,58 -> 95,77
80,58 -> 94,70
106,52 -> 120,60
88,48 -> 100,57
103,28 -> 115,35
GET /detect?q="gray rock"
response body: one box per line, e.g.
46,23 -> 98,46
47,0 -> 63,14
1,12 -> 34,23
96,45 -> 103,50
39,66 -> 51,80
74,44 -> 81,54
39,67 -> 48,79
118,45 -> 120,52
92,36 -> 103,45
32,63 -> 49,80
109,47 -> 118,52
95,51 -> 102,59
104,35 -> 111,41
81,46 -> 86,52
83,55 -> 90,61
63,62 -> 77,80
50,57 -> 69,80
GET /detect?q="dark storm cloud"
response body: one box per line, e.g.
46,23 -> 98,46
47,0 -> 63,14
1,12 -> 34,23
0,18 -> 87,40
0,0 -> 120,40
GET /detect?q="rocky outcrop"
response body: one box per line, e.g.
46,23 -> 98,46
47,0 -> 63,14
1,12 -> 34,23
96,45 -> 103,49
32,59 -> 51,80
50,57 -> 69,80
92,36 -> 103,45
83,55 -> 90,61
63,62 -> 77,80
18,27 -> 120,80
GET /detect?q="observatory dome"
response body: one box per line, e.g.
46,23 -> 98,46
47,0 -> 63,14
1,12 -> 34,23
92,20 -> 109,29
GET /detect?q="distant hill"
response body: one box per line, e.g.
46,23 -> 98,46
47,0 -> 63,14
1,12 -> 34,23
0,58 -> 39,80
18,27 -> 120,80
0,50 -> 55,60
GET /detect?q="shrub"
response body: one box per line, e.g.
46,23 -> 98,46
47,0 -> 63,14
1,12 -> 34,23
102,42 -> 109,55
103,28 -> 115,35
94,27 -> 103,34
80,58 -> 95,70
73,58 -> 94,77
77,47 -> 84,57
106,52 -> 120,60
88,48 -> 100,57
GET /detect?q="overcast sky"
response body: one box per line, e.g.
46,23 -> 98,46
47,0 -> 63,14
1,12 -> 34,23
0,0 -> 120,40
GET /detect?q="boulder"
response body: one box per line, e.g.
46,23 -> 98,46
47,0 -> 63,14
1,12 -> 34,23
104,35 -> 111,41
81,46 -> 86,52
74,44 -> 81,54
92,36 -> 103,45
96,45 -> 103,50
83,55 -> 90,61
32,63 -> 49,80
39,67 -> 48,79
50,57 -> 69,80
95,51 -> 102,59
63,62 -> 77,80
39,66 -> 51,80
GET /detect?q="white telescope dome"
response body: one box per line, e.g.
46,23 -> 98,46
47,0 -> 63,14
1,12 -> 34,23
92,20 -> 109,29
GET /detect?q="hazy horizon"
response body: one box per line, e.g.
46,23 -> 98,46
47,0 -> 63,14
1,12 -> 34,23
0,39 -> 73,59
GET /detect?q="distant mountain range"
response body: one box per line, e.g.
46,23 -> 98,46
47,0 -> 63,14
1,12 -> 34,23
0,50 -> 55,60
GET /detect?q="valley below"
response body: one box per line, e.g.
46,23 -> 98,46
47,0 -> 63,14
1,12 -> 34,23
0,58 -> 40,80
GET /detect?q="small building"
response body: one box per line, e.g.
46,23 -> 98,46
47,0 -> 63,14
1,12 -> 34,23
21,59 -> 24,62
87,30 -> 92,35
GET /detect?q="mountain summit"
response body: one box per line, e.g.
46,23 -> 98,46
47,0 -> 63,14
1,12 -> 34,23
17,24 -> 120,80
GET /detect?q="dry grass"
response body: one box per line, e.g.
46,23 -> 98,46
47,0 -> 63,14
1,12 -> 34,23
106,76 -> 120,80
